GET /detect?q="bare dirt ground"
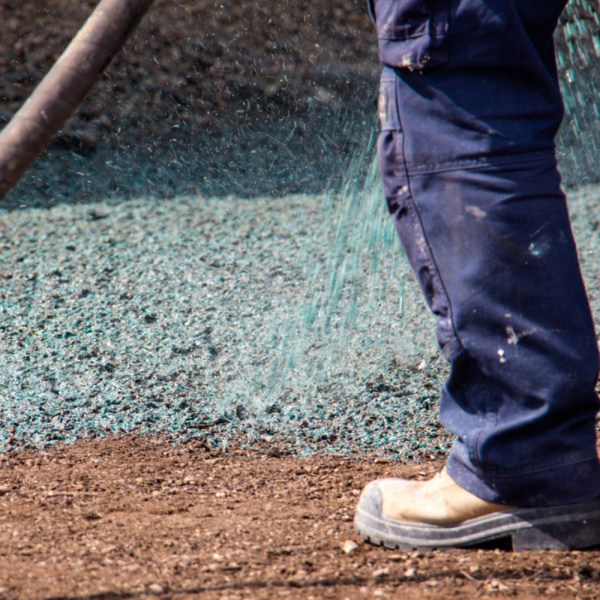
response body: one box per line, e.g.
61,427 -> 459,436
1,436 -> 600,600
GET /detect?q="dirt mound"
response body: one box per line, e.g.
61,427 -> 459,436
0,0 -> 380,206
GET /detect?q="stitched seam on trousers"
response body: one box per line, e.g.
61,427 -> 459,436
404,149 -> 557,176
393,80 -> 500,471
378,32 -> 448,41
447,0 -> 453,67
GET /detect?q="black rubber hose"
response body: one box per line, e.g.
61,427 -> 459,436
0,0 -> 156,200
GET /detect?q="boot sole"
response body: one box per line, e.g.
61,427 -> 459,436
354,484 -> 600,551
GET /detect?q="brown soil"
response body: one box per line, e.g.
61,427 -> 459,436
1,436 -> 600,600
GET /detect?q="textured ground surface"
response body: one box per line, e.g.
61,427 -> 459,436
2,1 -> 600,598
2,437 -> 600,600
2,0 -> 600,207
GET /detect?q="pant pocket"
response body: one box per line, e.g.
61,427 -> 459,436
369,0 -> 451,70
378,71 -> 400,131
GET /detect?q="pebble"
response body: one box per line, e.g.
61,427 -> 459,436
148,583 -> 164,595
341,539 -> 359,555
486,579 -> 510,593
373,567 -> 390,579
83,512 -> 103,520
387,553 -> 405,562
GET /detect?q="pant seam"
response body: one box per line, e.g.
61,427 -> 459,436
404,149 -> 557,176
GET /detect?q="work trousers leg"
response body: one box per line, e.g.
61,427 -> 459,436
378,65 -> 600,506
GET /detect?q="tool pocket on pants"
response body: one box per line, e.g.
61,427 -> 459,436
377,72 -> 403,186
368,0 -> 451,70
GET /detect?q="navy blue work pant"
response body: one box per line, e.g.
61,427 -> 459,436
372,0 -> 600,506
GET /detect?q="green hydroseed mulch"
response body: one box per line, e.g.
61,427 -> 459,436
1,142 -> 599,457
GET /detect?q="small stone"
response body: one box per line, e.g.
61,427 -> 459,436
373,567 -> 390,579
404,567 -> 417,579
83,511 -> 103,520
374,457 -> 390,464
486,579 -> 510,593
388,553 -> 405,562
341,540 -> 359,555
148,583 -> 164,595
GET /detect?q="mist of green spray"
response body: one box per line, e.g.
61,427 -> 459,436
557,1 -> 600,186
217,5 -> 600,431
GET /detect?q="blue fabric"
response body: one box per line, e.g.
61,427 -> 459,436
374,0 -> 600,506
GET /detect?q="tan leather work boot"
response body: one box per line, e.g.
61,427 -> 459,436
354,467 -> 600,550
381,467 -> 509,525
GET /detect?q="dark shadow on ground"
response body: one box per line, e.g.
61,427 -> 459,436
3,88 -> 595,213
1,75 -> 379,212
1,0 -> 599,212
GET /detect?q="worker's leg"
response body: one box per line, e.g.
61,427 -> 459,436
355,0 -> 600,548
370,0 -> 600,507
379,73 -> 600,504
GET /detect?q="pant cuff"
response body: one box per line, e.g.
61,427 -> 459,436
445,448 -> 600,507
